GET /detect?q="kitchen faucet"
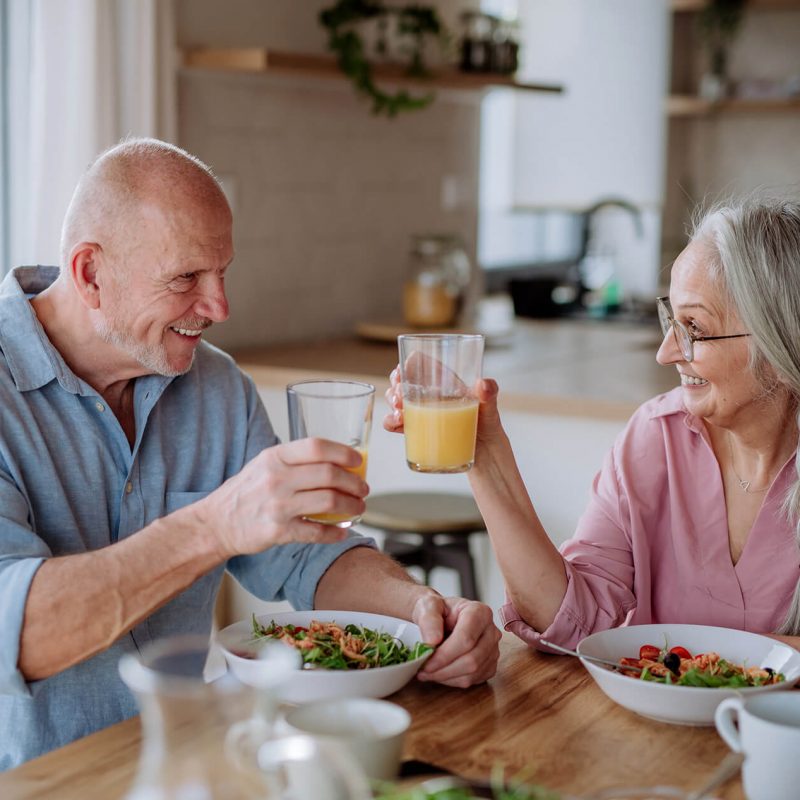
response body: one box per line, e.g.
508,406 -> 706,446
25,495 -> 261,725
574,196 -> 644,311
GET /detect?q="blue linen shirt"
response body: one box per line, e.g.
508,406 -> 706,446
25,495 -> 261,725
0,266 -> 374,770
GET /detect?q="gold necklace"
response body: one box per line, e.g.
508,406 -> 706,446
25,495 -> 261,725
727,432 -> 769,494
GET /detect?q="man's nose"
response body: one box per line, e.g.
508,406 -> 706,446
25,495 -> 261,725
196,278 -> 229,323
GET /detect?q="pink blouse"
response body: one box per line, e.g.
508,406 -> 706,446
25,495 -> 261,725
500,388 -> 800,649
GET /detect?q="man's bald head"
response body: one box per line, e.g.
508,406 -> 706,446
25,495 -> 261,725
60,138 -> 230,273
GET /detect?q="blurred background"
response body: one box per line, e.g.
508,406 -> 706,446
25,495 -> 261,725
2,0 -> 799,616
2,0 -> 798,350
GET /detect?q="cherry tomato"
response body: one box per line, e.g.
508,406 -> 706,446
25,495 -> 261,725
668,646 -> 692,660
639,644 -> 661,661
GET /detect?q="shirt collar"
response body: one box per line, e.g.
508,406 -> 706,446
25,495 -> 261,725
648,386 -> 705,433
0,266 -> 86,394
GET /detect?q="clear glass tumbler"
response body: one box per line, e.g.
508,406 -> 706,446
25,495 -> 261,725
286,380 -> 375,527
398,334 -> 484,473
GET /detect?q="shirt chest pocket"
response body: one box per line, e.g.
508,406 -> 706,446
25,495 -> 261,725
165,491 -> 212,514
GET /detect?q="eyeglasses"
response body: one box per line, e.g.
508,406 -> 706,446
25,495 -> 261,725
656,296 -> 750,363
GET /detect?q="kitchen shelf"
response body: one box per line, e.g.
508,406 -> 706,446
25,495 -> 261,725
667,94 -> 800,116
181,48 -> 564,95
671,0 -> 800,10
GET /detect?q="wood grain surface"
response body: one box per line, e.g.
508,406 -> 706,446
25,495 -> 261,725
0,635 -> 743,799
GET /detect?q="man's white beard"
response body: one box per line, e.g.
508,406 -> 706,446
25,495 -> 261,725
94,315 -> 193,377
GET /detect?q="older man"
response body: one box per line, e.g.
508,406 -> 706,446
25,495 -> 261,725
0,138 -> 500,769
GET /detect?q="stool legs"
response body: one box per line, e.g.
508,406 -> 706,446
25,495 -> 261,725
430,541 -> 479,601
381,533 -> 480,601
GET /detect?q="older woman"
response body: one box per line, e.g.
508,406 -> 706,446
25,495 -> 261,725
386,197 -> 800,649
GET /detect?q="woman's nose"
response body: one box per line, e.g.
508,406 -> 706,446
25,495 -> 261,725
656,328 -> 683,366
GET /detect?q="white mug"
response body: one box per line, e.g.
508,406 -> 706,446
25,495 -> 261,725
284,697 -> 411,781
715,693 -> 800,800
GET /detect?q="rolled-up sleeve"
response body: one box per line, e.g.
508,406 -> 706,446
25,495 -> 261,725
500,444 -> 636,651
0,468 -> 50,696
227,534 -> 376,610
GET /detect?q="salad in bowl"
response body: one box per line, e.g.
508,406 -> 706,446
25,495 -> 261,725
576,623 -> 800,725
216,610 -> 433,704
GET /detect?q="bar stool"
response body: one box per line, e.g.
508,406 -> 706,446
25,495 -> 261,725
361,492 -> 485,600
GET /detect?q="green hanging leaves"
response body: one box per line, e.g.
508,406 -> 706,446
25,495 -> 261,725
319,0 -> 446,117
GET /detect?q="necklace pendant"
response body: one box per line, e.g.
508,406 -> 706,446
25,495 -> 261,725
739,479 -> 751,492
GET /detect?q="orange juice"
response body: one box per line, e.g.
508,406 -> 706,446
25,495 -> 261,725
306,449 -> 368,526
403,399 -> 479,472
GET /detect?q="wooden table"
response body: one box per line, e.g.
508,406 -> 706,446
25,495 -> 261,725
0,636 -> 742,799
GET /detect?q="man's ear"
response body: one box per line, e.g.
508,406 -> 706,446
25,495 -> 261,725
70,243 -> 104,310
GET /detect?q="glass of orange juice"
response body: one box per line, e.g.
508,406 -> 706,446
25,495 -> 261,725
286,380 -> 375,527
398,334 -> 484,473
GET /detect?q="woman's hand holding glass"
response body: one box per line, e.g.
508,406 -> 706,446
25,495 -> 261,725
383,367 -> 504,460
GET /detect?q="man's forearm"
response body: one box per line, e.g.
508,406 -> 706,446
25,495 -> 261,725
18,508 -> 224,681
314,546 -> 437,619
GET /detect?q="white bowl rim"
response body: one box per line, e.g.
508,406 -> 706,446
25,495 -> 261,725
284,697 -> 412,740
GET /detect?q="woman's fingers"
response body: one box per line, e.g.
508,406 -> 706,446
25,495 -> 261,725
383,369 -> 405,432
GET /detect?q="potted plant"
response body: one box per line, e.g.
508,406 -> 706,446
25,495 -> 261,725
319,0 -> 448,117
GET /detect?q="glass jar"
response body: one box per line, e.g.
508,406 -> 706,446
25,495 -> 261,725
490,18 -> 520,75
459,11 -> 494,73
403,234 -> 472,328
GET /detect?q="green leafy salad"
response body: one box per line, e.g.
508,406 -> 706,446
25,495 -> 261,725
250,616 -> 433,670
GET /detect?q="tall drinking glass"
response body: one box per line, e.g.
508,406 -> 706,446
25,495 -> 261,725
287,380 -> 375,527
398,334 -> 484,473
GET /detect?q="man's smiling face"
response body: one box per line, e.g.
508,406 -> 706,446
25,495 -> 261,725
94,199 -> 234,377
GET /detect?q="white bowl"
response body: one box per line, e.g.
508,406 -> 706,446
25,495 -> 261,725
216,610 -> 432,704
577,623 -> 800,726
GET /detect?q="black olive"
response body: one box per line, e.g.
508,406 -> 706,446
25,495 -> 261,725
664,652 -> 681,676
765,667 -> 775,676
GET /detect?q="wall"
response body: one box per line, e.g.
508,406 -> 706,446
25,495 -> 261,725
478,0 -> 669,304
176,1 -> 481,351
663,9 -> 800,262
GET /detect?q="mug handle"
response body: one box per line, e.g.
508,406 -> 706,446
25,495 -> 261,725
714,697 -> 745,753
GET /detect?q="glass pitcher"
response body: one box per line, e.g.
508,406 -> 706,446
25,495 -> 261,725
119,635 -> 372,800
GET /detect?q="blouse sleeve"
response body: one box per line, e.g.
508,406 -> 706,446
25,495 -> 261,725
500,438 -> 638,651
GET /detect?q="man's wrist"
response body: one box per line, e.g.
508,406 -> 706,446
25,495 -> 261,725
167,499 -> 232,566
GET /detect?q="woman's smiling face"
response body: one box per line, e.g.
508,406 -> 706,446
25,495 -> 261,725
656,240 -> 770,428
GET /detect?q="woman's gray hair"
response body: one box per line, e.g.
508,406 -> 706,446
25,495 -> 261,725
690,196 -> 800,635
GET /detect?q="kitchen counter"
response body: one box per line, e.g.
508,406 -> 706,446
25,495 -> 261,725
232,317 -> 677,421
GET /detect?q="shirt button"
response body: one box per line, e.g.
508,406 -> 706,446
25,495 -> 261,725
125,482 -> 133,494
95,401 -> 105,412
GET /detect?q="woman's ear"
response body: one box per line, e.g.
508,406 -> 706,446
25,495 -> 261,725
69,243 -> 103,310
